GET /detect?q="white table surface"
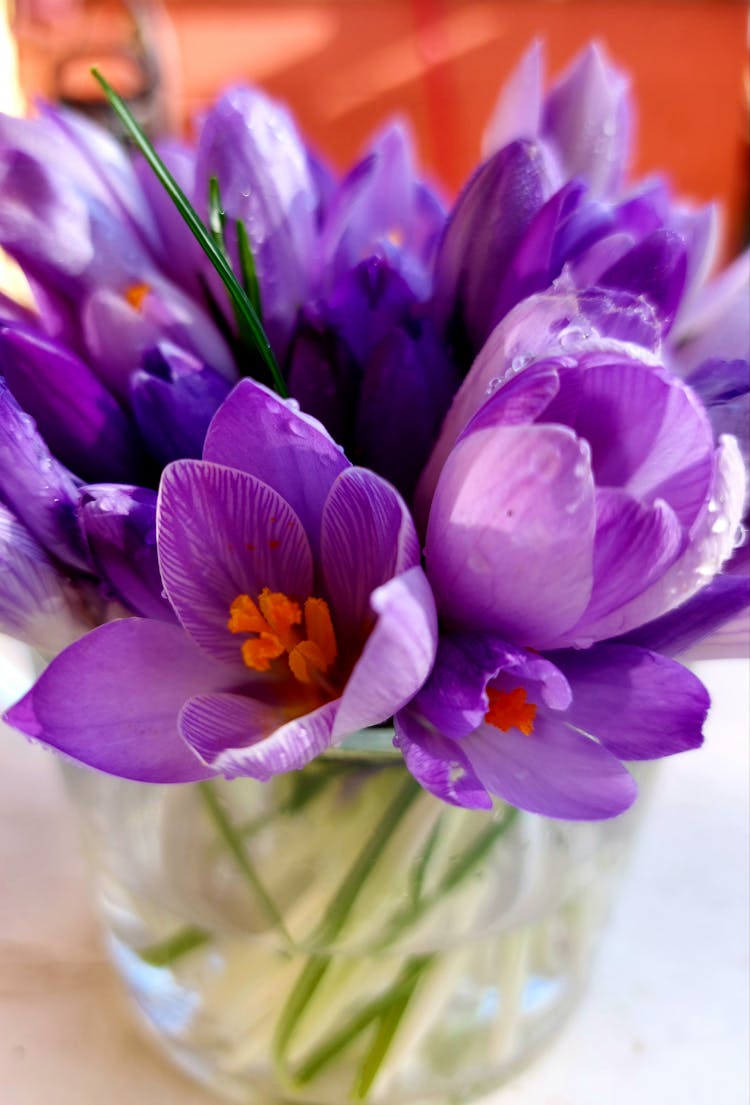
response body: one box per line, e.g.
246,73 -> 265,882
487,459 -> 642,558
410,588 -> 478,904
0,641 -> 747,1105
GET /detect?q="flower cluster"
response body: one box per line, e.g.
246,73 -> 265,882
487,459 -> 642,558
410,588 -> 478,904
1,44 -> 747,819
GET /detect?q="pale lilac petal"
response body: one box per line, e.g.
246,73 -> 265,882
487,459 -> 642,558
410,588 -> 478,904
180,695 -> 338,780
3,619 -> 228,782
545,357 -> 715,530
561,489 -> 683,646
332,567 -> 437,740
481,40 -> 545,158
585,435 -> 745,638
462,714 -> 637,820
0,504 -> 88,653
203,379 -> 349,555
394,709 -> 491,810
157,460 -> 313,664
321,467 -> 420,637
426,423 -> 595,646
455,359 -> 560,441
670,251 -> 750,377
553,644 -> 708,760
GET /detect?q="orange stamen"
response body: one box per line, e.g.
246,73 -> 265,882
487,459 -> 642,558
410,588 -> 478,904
241,633 -> 285,672
485,687 -> 537,736
229,589 -> 338,685
124,282 -> 151,310
304,597 -> 338,669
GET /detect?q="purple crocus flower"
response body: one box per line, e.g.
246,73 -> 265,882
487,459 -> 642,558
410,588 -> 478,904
5,381 -> 438,783
396,291 -> 746,820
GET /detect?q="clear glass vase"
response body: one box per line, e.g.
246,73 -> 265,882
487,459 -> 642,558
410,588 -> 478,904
61,732 -> 650,1105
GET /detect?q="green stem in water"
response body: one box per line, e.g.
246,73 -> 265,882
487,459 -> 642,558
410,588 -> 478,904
139,925 -> 211,967
198,781 -> 292,946
91,68 -> 287,398
273,773 -> 421,1069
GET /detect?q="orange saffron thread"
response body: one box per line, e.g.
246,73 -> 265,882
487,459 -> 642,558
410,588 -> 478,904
485,687 -> 537,736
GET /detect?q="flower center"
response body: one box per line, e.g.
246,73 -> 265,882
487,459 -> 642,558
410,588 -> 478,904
485,687 -> 537,736
124,281 -> 151,310
228,588 -> 338,686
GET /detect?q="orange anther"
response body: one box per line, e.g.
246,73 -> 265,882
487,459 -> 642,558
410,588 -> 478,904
124,282 -> 151,310
304,597 -> 338,669
485,687 -> 537,736
241,633 -> 285,672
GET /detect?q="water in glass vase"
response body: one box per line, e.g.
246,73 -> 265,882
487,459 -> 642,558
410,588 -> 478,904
61,734 -> 647,1105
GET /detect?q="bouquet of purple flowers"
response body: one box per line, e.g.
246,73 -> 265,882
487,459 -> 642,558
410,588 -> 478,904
0,42 -> 747,825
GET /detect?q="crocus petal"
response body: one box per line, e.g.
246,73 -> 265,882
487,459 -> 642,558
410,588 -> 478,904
542,43 -> 631,199
686,358 -> 750,459
321,468 -> 420,637
325,256 -> 417,367
598,229 -> 687,331
3,619 -> 227,782
180,695 -> 338,781
131,343 -> 233,465
481,39 -> 545,158
426,423 -> 595,646
560,488 -> 683,646
462,713 -> 637,820
203,378 -> 349,556
413,633 -> 571,741
195,86 -> 317,360
590,435 -> 745,636
0,380 -> 90,570
670,251 -> 750,377
553,643 -> 708,760
332,566 -> 438,740
432,139 -> 554,362
620,574 -> 750,658
0,322 -> 144,483
545,356 -> 715,530
79,484 -> 174,622
394,709 -> 491,810
157,459 -> 313,665
0,504 -> 88,653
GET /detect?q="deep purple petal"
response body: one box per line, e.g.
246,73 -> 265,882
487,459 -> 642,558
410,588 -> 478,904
286,314 -> 361,456
598,229 -> 687,332
462,713 -> 637,820
394,709 -> 492,810
321,468 -> 420,637
432,139 -> 554,361
79,484 -> 174,622
552,643 -> 708,760
325,256 -> 417,367
131,342 -> 233,465
180,695 -> 338,780
157,459 -> 313,665
0,380 -> 89,570
0,322 -> 144,483
3,619 -> 228,782
426,423 -> 595,646
332,566 -> 437,739
203,378 -> 349,556
620,574 -> 750,658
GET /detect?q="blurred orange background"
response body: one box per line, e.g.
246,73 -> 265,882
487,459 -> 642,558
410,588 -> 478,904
12,0 -> 750,255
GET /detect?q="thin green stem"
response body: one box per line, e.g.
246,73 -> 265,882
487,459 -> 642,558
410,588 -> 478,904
91,69 -> 287,398
197,781 -> 292,945
138,925 -> 211,967
351,956 -> 432,1101
273,773 -> 421,1068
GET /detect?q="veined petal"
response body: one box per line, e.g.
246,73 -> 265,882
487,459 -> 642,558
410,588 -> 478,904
426,423 -> 596,646
553,643 -> 708,760
157,459 -> 313,665
321,467 -> 420,637
462,713 -> 637,820
394,709 -> 491,810
3,619 -> 227,782
331,566 -> 437,740
204,379 -> 350,556
180,695 -> 338,780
